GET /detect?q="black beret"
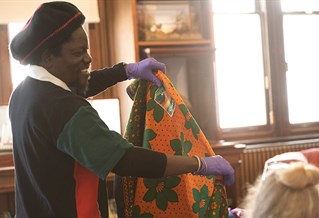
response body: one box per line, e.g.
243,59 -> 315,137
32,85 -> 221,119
10,1 -> 85,65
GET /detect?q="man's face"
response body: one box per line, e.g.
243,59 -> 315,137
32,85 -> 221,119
46,27 -> 92,93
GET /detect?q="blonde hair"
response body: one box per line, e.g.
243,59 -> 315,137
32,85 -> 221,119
242,162 -> 319,218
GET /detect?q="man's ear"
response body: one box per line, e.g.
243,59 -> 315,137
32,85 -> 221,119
39,50 -> 53,68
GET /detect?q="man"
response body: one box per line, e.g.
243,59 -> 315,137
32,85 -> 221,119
9,1 -> 234,217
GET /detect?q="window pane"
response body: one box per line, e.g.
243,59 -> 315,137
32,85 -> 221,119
281,0 -> 319,12
212,0 -> 255,13
214,14 -> 267,128
284,15 -> 319,124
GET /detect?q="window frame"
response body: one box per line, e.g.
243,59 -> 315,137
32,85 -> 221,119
212,0 -> 319,143
267,0 -> 319,139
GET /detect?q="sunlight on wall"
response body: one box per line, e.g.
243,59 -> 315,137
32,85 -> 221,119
8,23 -> 28,89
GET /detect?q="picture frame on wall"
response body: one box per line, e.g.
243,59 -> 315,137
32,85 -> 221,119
136,1 -> 203,41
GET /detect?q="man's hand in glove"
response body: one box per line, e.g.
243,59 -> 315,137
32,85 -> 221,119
194,155 -> 235,186
125,57 -> 166,87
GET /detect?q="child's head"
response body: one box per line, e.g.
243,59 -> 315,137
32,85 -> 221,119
243,162 -> 319,218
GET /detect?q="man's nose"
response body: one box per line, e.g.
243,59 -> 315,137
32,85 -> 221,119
84,52 -> 92,64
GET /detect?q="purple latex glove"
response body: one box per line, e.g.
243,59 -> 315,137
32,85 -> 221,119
197,155 -> 235,186
126,57 -> 166,87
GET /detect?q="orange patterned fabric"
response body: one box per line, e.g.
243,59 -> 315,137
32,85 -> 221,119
117,71 -> 229,218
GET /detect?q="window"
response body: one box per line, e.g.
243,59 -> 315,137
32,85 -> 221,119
212,0 -> 319,142
282,2 -> 319,124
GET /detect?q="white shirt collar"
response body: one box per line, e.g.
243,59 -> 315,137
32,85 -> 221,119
27,65 -> 71,91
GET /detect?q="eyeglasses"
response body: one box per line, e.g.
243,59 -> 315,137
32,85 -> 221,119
261,161 -> 291,181
261,152 -> 308,181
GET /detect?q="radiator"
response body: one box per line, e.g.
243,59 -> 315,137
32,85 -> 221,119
238,139 -> 319,200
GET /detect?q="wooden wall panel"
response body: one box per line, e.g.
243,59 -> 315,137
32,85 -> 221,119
0,25 -> 13,105
88,0 -> 117,99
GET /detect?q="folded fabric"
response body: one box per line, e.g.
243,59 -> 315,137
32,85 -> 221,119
115,71 -> 229,218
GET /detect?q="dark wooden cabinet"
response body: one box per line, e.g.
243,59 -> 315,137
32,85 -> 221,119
212,144 -> 245,208
132,0 -> 218,142
0,153 -> 14,216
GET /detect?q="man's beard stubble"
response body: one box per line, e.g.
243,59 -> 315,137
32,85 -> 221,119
71,73 -> 89,97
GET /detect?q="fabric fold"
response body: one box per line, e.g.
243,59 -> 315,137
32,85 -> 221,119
115,71 -> 229,218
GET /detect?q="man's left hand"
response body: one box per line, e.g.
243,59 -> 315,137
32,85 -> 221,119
125,57 -> 166,87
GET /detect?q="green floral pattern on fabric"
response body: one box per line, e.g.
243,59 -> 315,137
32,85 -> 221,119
205,179 -> 229,218
144,129 -> 157,149
179,104 -> 200,140
192,184 -> 211,217
133,206 -> 154,218
143,176 -> 181,211
124,81 -> 147,148
170,132 -> 192,156
147,85 -> 164,123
